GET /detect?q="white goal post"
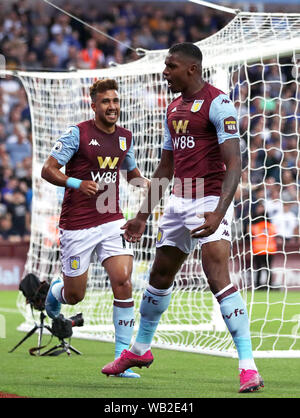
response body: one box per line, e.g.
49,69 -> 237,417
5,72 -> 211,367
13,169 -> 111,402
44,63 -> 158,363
7,12 -> 300,358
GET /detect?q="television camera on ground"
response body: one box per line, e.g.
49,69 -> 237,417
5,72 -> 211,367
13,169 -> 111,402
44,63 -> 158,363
10,273 -> 84,356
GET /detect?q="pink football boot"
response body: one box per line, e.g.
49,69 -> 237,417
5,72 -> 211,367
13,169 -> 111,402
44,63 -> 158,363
102,349 -> 154,376
239,369 -> 264,393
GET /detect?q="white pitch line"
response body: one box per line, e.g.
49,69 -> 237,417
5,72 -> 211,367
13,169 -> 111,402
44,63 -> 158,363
0,308 -> 20,314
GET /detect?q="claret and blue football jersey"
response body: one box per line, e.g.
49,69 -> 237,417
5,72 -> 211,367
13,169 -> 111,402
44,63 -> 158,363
50,120 -> 137,230
163,82 -> 239,198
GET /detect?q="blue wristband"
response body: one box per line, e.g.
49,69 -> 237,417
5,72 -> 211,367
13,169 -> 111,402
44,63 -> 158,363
66,177 -> 82,189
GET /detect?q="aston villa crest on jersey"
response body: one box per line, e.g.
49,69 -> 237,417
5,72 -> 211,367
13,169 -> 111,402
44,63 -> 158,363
191,100 -> 204,113
119,136 -> 127,151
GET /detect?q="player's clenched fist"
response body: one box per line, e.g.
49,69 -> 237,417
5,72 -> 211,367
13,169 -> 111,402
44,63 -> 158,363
121,217 -> 146,242
79,180 -> 99,197
190,211 -> 223,238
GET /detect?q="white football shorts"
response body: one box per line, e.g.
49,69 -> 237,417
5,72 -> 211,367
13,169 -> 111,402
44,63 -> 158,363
156,195 -> 233,254
59,219 -> 133,277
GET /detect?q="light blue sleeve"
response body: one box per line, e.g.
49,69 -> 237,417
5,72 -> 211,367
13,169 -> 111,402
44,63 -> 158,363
209,94 -> 240,144
121,140 -> 137,172
163,117 -> 173,150
50,126 -> 80,165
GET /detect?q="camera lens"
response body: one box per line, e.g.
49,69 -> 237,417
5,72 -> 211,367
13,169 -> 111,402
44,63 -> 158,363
69,313 -> 84,327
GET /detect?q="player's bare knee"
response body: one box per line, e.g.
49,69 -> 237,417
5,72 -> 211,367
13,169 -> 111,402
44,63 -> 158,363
119,278 -> 132,292
149,270 -> 174,289
65,291 -> 84,305
205,264 -> 231,294
112,277 -> 132,299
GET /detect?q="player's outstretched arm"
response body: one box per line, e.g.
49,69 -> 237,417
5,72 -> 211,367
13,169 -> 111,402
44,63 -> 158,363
191,137 -> 241,238
41,156 -> 98,197
121,149 -> 174,242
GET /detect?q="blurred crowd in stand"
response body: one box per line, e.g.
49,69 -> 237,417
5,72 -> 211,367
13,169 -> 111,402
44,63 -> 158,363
0,74 -> 32,242
232,59 -> 300,245
0,0 -> 230,70
0,0 -> 299,248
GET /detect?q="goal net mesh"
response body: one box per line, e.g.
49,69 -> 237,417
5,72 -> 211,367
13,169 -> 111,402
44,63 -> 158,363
14,12 -> 300,357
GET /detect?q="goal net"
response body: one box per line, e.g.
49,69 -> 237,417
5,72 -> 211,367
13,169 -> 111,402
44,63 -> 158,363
12,12 -> 300,357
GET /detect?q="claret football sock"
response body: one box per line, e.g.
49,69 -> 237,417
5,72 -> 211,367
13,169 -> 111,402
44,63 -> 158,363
130,285 -> 173,356
216,284 -> 257,371
113,298 -> 135,359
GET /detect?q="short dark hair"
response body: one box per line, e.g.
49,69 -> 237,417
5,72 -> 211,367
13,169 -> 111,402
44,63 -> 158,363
90,78 -> 118,102
169,42 -> 203,63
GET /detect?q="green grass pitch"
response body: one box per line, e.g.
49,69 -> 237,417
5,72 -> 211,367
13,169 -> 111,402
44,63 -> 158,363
0,290 -> 299,398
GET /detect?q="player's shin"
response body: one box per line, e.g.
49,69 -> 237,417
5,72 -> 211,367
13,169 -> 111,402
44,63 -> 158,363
130,285 -> 173,356
113,299 -> 135,358
216,285 -> 257,371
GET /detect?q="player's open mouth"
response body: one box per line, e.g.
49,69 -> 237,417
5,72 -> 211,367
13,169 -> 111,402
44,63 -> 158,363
106,111 -> 118,119
163,76 -> 171,87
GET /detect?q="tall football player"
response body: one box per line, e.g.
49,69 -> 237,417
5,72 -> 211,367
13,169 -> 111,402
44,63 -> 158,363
101,44 -> 264,393
42,78 -> 149,378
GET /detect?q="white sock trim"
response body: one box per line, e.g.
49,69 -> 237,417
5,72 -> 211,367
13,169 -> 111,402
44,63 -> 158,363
114,298 -> 133,303
61,288 -> 66,304
214,283 -> 234,299
147,284 -> 173,296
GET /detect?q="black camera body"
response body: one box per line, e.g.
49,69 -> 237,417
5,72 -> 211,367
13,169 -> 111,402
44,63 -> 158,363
19,273 -> 50,311
13,274 -> 84,356
51,313 -> 84,339
52,314 -> 73,339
